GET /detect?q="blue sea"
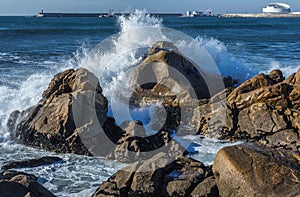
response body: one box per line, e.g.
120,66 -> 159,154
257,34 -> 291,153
0,11 -> 300,196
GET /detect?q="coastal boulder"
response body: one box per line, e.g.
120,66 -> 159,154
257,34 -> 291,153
227,71 -> 291,110
93,152 -> 218,197
15,68 -> 109,156
213,143 -> 300,197
1,156 -> 63,170
129,41 -> 226,106
0,170 -> 55,197
190,69 -> 300,151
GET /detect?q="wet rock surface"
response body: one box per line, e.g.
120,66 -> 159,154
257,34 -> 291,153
93,152 -> 218,197
213,143 -> 300,197
130,41 -> 211,102
106,120 -> 187,163
190,69 -> 300,152
92,68 -> 300,197
129,41 -> 234,106
0,170 -> 56,197
94,142 -> 300,197
15,68 -> 108,156
1,156 -> 63,170
6,41 -> 300,196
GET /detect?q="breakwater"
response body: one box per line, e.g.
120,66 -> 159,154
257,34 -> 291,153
221,13 -> 300,18
34,12 -> 183,18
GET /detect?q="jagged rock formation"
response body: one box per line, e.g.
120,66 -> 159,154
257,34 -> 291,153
93,152 -> 218,197
15,68 -> 108,155
190,69 -> 300,152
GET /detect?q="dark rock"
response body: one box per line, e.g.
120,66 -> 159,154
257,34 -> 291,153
0,170 -> 55,197
15,68 -> 109,156
102,117 -> 124,144
223,75 -> 237,88
162,156 -> 209,196
6,109 -> 32,140
269,69 -> 284,83
6,110 -> 20,137
190,176 -> 219,197
237,102 -> 288,139
121,120 -> 147,137
93,153 -> 217,197
262,129 -> 300,151
106,120 -> 186,163
147,41 -> 179,56
212,143 -> 300,197
0,181 -> 29,197
2,156 -> 63,170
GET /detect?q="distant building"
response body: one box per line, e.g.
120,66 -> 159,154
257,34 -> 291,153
263,3 -> 291,14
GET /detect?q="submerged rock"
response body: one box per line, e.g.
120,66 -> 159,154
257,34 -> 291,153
15,68 -> 108,156
1,156 -> 63,170
93,152 -> 218,197
213,143 -> 300,197
0,170 -> 55,197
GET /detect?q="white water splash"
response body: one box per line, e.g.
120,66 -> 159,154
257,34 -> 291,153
267,61 -> 299,78
0,10 -> 275,196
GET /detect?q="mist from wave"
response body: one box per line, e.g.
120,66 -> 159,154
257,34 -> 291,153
0,10 -> 299,196
0,10 -> 286,142
74,10 -> 257,104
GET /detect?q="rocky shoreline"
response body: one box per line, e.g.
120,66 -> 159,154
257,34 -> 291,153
2,42 -> 300,196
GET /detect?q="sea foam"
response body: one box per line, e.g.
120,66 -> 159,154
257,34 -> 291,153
267,61 -> 299,78
76,10 -> 256,105
0,10 -> 292,196
0,10 -> 257,139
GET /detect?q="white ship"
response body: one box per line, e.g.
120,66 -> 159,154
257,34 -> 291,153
185,10 -> 203,17
263,3 -> 291,14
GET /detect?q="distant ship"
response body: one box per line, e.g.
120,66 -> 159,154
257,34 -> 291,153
185,11 -> 203,17
98,9 -> 115,18
183,9 -> 216,17
262,3 -> 291,14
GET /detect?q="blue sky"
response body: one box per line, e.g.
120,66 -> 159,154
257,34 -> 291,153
0,0 -> 299,15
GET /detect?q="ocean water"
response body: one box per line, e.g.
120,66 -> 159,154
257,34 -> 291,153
0,11 -> 300,196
